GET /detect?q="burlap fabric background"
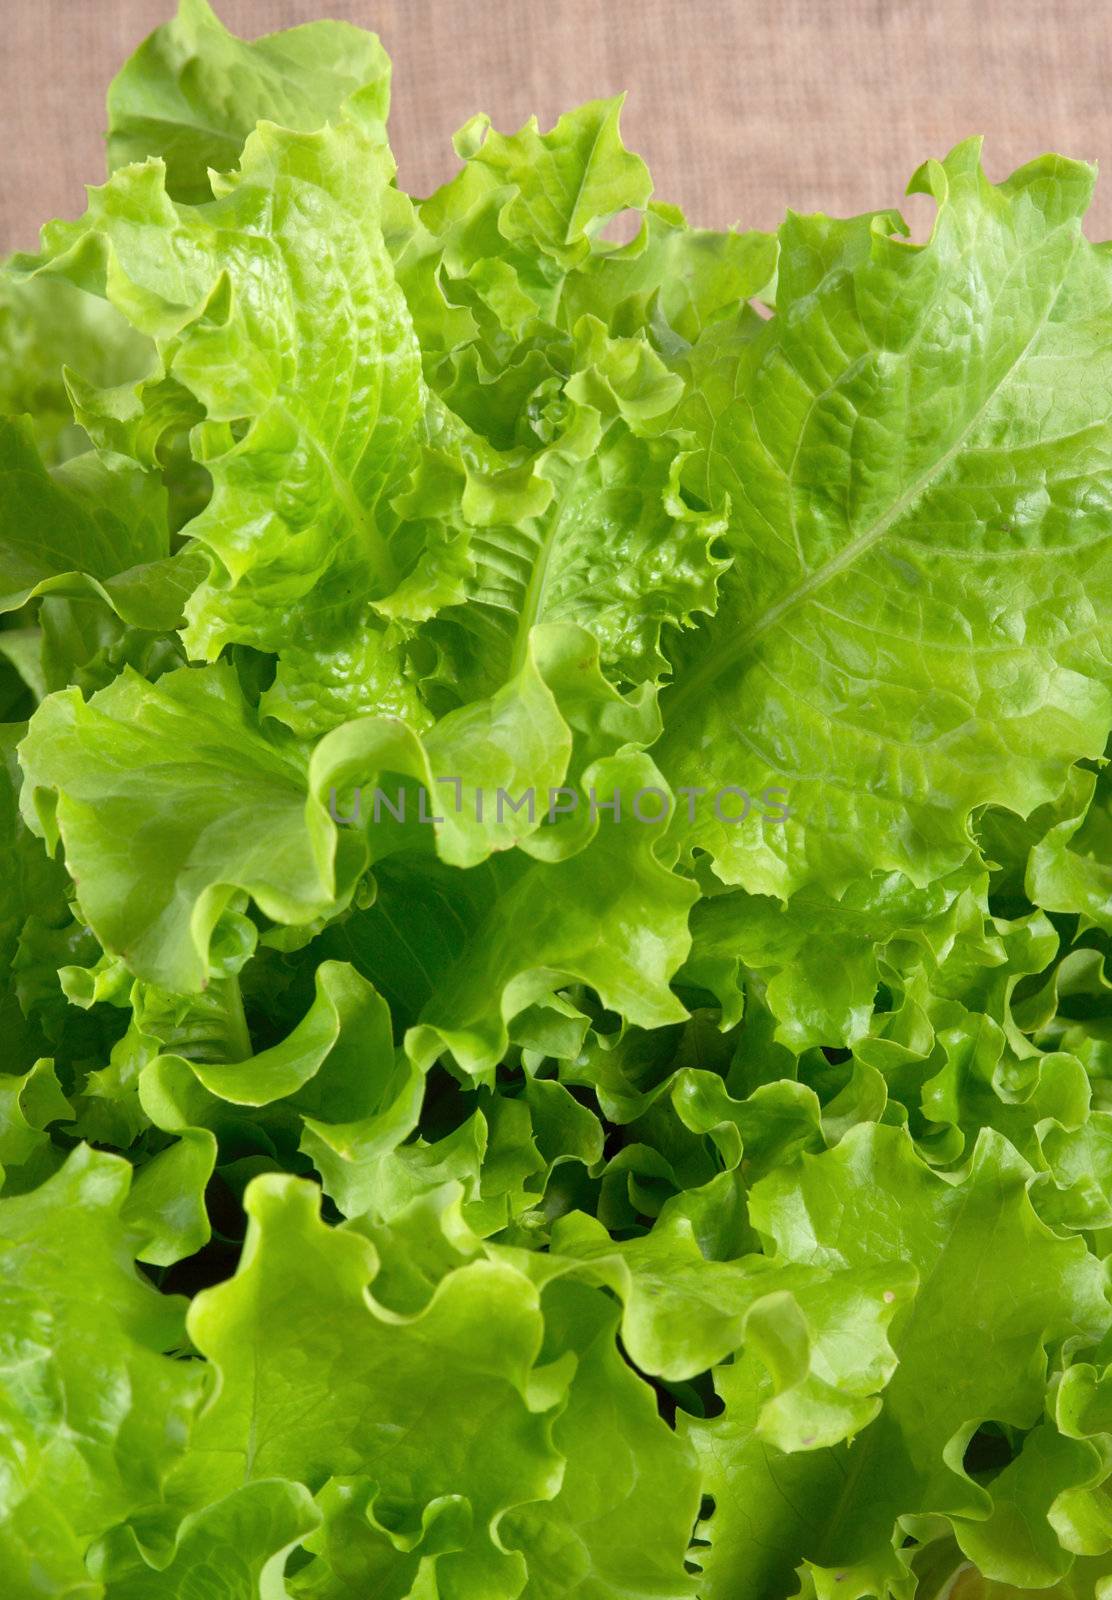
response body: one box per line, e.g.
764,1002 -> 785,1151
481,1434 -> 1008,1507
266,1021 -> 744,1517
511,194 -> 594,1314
3,1 -> 1112,252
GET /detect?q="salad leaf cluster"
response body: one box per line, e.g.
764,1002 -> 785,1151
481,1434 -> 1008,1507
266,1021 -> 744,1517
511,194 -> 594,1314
4,3 -> 1112,1595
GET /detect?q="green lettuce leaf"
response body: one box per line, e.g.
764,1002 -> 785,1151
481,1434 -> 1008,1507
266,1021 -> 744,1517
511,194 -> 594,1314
17,663 -> 362,991
0,1146 -> 207,1590
0,416 -> 198,630
176,1173 -> 568,1600
500,1281 -> 701,1600
27,114 -> 437,736
0,272 -> 151,464
658,142 -> 1112,903
107,0 -> 392,203
689,1124 -> 1109,1597
101,1479 -> 320,1598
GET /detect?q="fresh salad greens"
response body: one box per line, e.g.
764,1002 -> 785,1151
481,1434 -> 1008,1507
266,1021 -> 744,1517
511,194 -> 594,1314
4,3 -> 1112,1595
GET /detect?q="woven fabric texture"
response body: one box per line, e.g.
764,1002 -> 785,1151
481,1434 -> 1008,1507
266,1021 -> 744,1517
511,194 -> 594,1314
2,0 -> 1111,251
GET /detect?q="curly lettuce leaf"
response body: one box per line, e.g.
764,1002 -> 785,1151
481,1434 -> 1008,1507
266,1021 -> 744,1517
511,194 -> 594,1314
107,0 -> 392,203
0,416 -> 199,630
0,1146 -> 208,1591
659,142 -> 1112,904
689,1124 -> 1109,1597
25,115 -> 437,735
17,663 -> 362,991
0,272 -> 151,464
176,1173 -> 568,1600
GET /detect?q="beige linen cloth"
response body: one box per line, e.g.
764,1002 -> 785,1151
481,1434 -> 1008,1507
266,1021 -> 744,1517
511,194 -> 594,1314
3,0 -> 1112,252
